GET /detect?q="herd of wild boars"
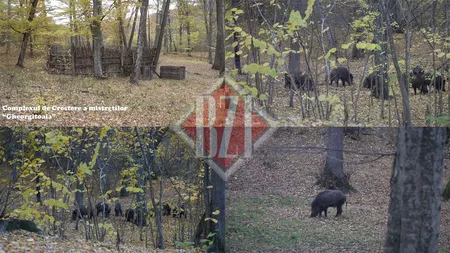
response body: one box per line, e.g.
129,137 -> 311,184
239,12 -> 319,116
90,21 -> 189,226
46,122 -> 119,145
71,200 -> 187,226
284,64 -> 449,97
71,202 -> 111,220
406,65 -> 446,95
310,190 -> 347,218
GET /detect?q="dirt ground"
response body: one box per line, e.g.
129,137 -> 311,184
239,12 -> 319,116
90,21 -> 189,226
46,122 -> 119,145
0,52 -> 220,127
226,128 -> 450,252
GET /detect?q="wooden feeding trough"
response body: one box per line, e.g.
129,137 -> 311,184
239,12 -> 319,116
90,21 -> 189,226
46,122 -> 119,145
160,66 -> 186,80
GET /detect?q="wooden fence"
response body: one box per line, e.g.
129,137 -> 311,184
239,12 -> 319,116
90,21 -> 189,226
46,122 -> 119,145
47,45 -> 156,78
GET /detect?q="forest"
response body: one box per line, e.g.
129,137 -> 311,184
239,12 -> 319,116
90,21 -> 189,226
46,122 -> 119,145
227,127 -> 450,252
225,0 -> 450,127
0,127 -> 226,252
0,0 -> 225,126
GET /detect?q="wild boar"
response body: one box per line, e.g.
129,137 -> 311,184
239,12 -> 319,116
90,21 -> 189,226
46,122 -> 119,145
424,72 -> 446,92
285,72 -> 316,91
114,201 -> 123,217
330,67 -> 354,87
412,65 -> 424,77
310,190 -> 347,218
411,75 -> 428,95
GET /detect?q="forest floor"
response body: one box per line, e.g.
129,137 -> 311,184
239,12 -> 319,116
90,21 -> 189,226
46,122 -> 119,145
0,51 -> 220,127
0,230 -> 200,253
226,128 -> 450,252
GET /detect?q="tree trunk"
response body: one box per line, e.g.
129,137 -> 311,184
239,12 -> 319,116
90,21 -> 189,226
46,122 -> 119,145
35,175 -> 41,204
118,0 -> 128,49
168,14 -> 173,52
135,128 -> 165,249
152,0 -> 171,67
380,0 -> 412,126
186,8 -> 192,57
212,0 -> 225,75
91,0 -> 105,79
371,2 -> 389,103
128,6 -> 139,50
179,24 -> 183,53
384,128 -> 445,253
178,2 -> 184,53
443,179 -> 450,201
16,0 -> 39,68
7,0 -> 11,54
318,127 -> 354,191
206,169 -> 226,252
202,0 -> 213,64
143,10 -> 148,49
288,1 -> 302,73
208,0 -> 213,63
325,127 -> 344,179
75,180 -> 84,208
193,162 -> 212,246
287,0 -> 303,108
231,0 -> 241,73
130,0 -> 149,84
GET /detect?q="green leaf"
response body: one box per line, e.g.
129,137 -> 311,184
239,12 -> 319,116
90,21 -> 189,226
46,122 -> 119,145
356,42 -> 367,49
341,42 -> 353,49
337,58 -> 347,64
437,52 -> 446,58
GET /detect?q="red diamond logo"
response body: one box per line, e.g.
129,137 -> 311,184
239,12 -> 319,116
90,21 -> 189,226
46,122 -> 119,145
173,79 -> 275,181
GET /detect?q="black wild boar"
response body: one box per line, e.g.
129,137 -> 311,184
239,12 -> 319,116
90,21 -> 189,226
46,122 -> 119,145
114,201 -> 123,217
285,72 -> 316,91
310,190 -> 347,218
134,206 -> 147,226
163,203 -> 172,216
125,208 -> 134,222
72,206 -> 90,220
363,71 -> 379,89
119,186 -> 128,197
300,75 -> 316,91
412,65 -> 424,77
330,67 -> 354,87
91,202 -> 111,218
284,72 -> 302,89
424,72 -> 446,92
411,75 -> 428,95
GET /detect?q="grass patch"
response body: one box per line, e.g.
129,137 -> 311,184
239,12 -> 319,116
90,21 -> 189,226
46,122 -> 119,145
227,196 -> 382,252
